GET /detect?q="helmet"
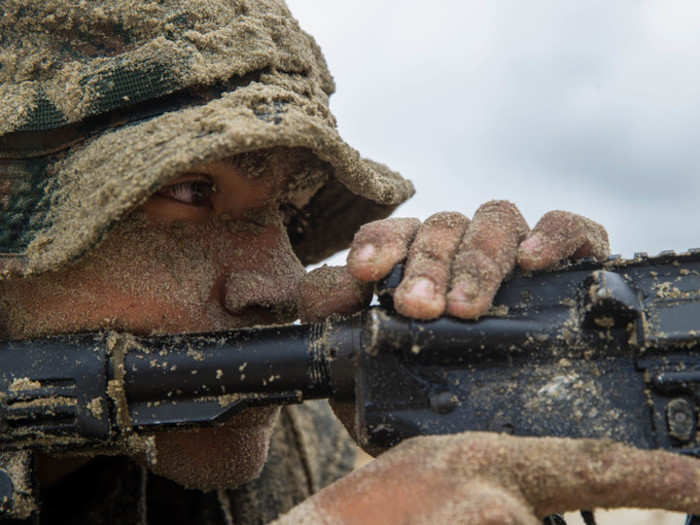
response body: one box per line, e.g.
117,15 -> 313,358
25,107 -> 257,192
0,0 -> 414,277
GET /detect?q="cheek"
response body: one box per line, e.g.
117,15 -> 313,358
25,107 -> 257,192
81,220 -> 221,331
0,226 -> 221,337
0,211 -> 303,338
87,217 -> 289,333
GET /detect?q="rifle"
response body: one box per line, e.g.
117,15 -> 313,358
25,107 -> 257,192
1,250 -> 700,520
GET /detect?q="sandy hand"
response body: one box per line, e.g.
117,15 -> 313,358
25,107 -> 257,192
345,202 -> 609,320
273,432 -> 700,524
297,265 -> 373,323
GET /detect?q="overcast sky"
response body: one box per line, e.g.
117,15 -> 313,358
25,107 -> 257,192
286,1 -> 700,260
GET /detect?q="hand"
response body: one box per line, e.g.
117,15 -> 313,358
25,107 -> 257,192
298,201 -> 609,322
349,201 -> 608,319
273,432 -> 700,524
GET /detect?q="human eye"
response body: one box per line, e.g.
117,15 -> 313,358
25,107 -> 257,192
156,177 -> 216,207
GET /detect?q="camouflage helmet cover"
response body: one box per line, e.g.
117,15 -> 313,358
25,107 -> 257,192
0,0 -> 414,276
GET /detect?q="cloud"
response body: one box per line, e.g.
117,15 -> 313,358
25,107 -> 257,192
287,0 -> 700,256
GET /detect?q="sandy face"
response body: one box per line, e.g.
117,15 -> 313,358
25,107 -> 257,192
0,156 -> 309,490
0,207 -> 304,336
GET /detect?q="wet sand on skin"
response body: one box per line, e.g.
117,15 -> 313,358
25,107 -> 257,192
354,450 -> 686,524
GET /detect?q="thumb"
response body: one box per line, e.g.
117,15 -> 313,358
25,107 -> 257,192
297,265 -> 372,323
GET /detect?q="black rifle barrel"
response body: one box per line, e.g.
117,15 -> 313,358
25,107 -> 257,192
0,317 -> 360,448
120,316 -> 362,429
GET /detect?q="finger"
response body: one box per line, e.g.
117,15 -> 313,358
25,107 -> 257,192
518,211 -> 609,271
412,432 -> 700,518
347,218 -> 421,282
297,265 -> 373,323
446,201 -> 529,319
393,212 -> 470,319
517,436 -> 700,517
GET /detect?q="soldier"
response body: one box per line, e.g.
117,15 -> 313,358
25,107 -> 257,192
1,1 -> 697,524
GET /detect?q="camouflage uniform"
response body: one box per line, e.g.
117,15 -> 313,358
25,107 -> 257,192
0,1 -> 414,523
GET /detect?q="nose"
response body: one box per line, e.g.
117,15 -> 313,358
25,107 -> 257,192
224,270 -> 297,321
222,234 -> 306,323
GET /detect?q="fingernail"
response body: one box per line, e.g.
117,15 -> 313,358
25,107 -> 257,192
448,279 -> 479,303
446,282 -> 488,319
407,278 -> 436,301
354,244 -> 376,264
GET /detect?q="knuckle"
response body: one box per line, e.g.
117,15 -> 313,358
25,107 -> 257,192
535,212 -> 609,257
540,209 -> 572,221
354,217 -> 420,244
476,200 -> 522,218
407,214 -> 469,266
455,249 -> 502,280
472,201 -> 529,239
537,210 -> 581,232
584,216 -> 608,237
409,240 -> 453,265
424,211 -> 470,229
353,219 -> 388,241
